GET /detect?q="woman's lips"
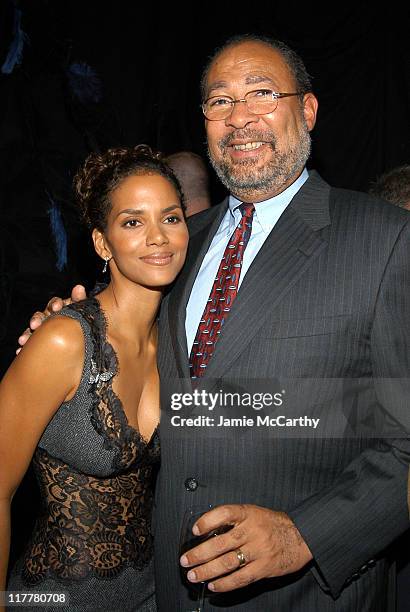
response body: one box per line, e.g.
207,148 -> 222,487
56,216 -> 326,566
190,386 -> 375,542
139,252 -> 174,266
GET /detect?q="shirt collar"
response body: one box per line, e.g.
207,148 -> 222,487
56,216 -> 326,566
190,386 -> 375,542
228,168 -> 309,234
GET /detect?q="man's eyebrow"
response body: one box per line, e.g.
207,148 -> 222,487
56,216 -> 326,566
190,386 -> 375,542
245,75 -> 275,86
206,75 -> 276,97
116,204 -> 180,218
206,80 -> 228,96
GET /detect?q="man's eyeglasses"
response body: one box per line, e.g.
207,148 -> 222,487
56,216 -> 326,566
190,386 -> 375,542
202,89 -> 303,121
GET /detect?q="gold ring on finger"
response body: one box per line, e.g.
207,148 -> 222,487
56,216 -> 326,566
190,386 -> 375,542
235,548 -> 246,567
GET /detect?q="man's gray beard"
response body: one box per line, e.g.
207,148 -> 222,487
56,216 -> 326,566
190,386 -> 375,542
208,124 -> 312,198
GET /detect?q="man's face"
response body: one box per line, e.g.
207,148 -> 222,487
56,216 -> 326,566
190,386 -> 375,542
204,41 -> 318,202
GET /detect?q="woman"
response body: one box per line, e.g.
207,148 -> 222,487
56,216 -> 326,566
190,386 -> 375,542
0,145 -> 189,611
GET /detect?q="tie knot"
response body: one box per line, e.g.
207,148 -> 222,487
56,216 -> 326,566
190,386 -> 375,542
239,203 -> 255,218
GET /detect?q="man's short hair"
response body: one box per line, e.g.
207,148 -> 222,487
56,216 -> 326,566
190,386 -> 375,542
200,33 -> 313,101
369,165 -> 410,210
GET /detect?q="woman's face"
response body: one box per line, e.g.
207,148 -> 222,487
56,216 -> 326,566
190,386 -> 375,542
94,172 -> 189,289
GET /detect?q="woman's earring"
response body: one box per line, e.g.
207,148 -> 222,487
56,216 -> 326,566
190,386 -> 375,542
102,257 -> 110,273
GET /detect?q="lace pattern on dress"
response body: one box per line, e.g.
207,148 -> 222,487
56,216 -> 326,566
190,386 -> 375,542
23,450 -> 156,584
76,297 -> 158,472
21,298 -> 160,586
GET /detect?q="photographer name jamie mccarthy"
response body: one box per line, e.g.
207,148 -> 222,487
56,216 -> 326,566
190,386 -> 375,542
170,415 -> 320,429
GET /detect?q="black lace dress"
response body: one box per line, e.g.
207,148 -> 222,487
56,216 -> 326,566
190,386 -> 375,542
7,298 -> 160,611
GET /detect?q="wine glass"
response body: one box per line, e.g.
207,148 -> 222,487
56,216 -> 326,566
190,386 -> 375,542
179,504 -> 232,612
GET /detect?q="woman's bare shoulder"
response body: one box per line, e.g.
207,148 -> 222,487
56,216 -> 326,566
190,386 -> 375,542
19,313 -> 85,363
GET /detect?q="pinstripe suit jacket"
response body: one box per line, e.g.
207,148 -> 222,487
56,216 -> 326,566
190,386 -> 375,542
154,171 -> 410,610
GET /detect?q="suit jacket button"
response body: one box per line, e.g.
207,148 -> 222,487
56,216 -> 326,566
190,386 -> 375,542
185,477 -> 199,491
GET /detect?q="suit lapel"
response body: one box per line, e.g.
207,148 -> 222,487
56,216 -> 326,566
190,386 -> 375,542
204,208 -> 328,379
204,171 -> 332,379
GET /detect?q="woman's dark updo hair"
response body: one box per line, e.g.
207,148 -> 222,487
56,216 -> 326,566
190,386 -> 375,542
74,144 -> 185,231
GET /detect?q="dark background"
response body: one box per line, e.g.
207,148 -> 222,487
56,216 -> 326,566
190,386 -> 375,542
1,0 -> 409,580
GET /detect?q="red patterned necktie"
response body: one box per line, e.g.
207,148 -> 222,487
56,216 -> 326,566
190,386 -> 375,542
189,203 -> 255,378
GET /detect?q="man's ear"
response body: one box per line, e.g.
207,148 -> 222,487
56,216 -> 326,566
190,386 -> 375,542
92,228 -> 111,260
303,92 -> 318,132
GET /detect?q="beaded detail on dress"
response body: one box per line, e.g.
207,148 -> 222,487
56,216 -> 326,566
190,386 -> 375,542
22,298 -> 160,586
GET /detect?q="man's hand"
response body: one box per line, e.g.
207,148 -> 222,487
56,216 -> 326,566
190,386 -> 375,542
17,285 -> 87,353
180,504 -> 312,593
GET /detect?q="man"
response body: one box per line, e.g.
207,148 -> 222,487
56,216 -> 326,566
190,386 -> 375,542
22,35 -> 410,610
165,150 -> 212,216
367,164 -> 410,612
369,164 -> 410,210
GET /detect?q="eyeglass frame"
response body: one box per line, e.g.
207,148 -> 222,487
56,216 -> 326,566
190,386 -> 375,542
201,89 -> 304,121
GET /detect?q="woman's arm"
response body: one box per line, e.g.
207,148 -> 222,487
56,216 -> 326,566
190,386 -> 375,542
0,316 -> 84,591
